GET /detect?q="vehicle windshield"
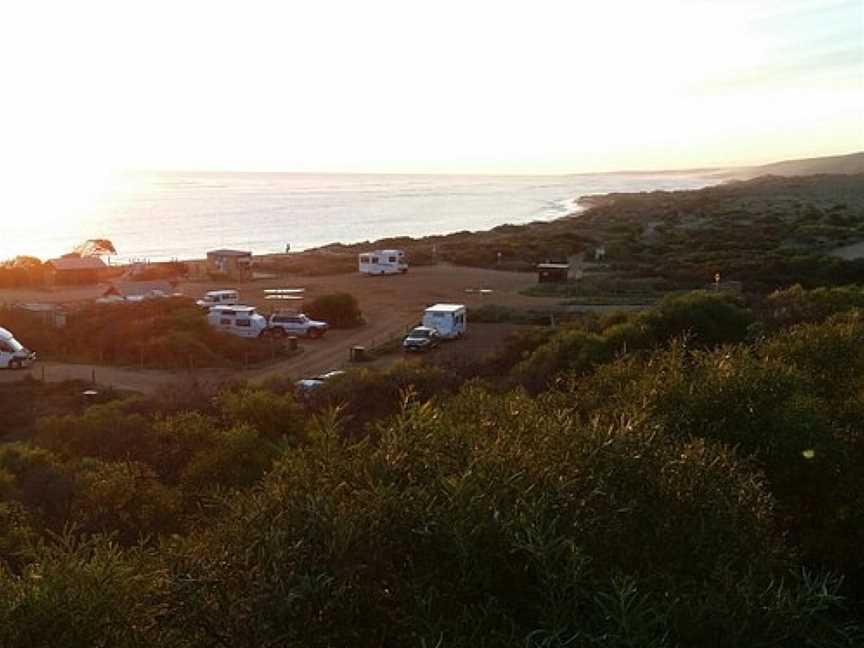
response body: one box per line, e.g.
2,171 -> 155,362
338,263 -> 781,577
409,328 -> 430,338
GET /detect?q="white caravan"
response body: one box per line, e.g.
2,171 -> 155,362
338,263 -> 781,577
358,250 -> 408,275
0,327 -> 36,369
206,305 -> 268,338
422,303 -> 467,339
197,290 -> 239,309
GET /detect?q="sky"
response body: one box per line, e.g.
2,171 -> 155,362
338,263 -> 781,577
0,0 -> 861,184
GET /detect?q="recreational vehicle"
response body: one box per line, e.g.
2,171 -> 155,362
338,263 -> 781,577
197,290 -> 239,309
0,327 -> 36,369
421,303 -> 467,339
206,305 -> 268,338
358,250 -> 408,275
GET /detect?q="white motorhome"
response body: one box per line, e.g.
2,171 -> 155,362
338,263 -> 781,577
206,305 -> 268,338
422,303 -> 467,339
358,250 -> 408,275
0,327 -> 36,369
196,290 -> 239,309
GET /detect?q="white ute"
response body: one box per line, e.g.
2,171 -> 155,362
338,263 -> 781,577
206,305 -> 268,338
422,303 -> 467,339
0,327 -> 36,369
268,313 -> 329,338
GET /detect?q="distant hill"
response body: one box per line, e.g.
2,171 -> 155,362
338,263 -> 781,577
730,151 -> 864,179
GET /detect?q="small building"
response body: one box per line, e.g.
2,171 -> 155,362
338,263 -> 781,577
45,255 -> 107,286
102,280 -> 176,301
206,249 -> 253,280
537,262 -> 570,283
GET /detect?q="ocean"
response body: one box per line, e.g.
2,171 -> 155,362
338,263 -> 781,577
5,171 -> 720,263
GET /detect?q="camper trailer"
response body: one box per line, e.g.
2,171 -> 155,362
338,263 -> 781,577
0,327 -> 36,369
358,250 -> 408,275
422,303 -> 467,339
206,305 -> 268,338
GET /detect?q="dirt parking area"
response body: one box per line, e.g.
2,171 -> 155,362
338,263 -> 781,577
0,265 -> 558,392
177,263 -> 558,317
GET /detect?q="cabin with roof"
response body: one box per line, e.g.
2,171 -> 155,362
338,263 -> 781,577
45,255 -> 107,286
537,261 -> 570,283
206,249 -> 253,280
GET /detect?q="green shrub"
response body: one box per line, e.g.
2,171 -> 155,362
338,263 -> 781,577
308,362 -> 460,434
305,292 -> 364,328
763,283 -> 864,331
71,459 -> 181,541
0,533 -> 163,648
217,386 -> 306,443
34,402 -> 154,463
152,388 -> 861,647
179,423 -> 278,492
0,445 -> 75,528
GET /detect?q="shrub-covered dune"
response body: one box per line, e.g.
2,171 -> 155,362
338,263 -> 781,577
2,287 -> 864,646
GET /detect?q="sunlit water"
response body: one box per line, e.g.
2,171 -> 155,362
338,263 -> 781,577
3,171 -> 720,263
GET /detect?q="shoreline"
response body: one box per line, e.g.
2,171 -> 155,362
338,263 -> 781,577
2,171 -> 722,265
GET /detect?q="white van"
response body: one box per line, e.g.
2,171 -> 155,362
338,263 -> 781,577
0,327 -> 36,369
422,304 -> 467,339
206,305 -> 268,338
358,250 -> 408,275
197,290 -> 239,309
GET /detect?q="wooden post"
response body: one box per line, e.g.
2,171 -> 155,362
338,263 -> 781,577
91,368 -> 96,385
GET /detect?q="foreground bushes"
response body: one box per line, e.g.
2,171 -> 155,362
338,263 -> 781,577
2,287 -> 864,645
3,388 -> 860,647
513,291 -> 752,391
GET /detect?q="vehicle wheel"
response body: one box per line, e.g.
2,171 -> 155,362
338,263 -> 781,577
308,328 -> 321,339
9,359 -> 21,370
272,327 -> 287,337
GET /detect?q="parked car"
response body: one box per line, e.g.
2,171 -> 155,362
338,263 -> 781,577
196,289 -> 239,309
0,327 -> 36,369
268,313 -> 329,338
206,305 -> 268,338
402,326 -> 441,352
295,370 -> 346,394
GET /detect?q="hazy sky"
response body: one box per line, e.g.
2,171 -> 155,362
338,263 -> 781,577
2,0 -> 862,178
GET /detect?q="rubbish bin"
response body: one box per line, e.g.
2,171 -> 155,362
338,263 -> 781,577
287,336 -> 298,351
350,346 -> 366,362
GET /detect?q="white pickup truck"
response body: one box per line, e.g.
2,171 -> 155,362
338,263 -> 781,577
268,313 -> 329,338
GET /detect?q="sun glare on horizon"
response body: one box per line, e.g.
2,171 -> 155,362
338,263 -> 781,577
0,0 -> 861,241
